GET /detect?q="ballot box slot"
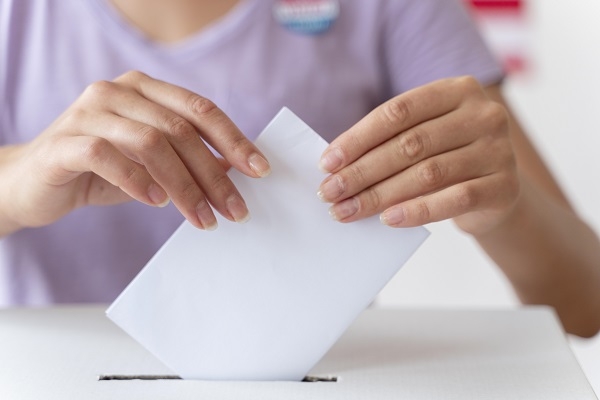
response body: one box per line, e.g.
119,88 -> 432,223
98,374 -> 337,382
98,375 -> 181,381
301,376 -> 337,382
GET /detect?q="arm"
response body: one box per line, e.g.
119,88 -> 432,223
475,86 -> 600,338
318,77 -> 600,337
0,145 -> 26,236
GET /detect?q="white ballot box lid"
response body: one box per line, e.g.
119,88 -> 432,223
0,306 -> 596,399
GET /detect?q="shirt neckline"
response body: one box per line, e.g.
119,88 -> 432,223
87,0 -> 261,60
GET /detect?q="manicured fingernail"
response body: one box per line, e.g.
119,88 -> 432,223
226,194 -> 250,223
319,148 -> 343,173
148,184 -> 170,207
317,175 -> 345,202
380,207 -> 405,226
196,200 -> 218,231
329,198 -> 359,221
248,153 -> 271,177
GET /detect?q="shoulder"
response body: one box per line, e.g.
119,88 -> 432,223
296,0 -> 478,53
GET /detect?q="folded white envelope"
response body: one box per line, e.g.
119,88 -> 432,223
106,107 -> 429,381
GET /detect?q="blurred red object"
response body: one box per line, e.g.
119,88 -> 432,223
467,1 -> 523,12
464,0 -> 529,76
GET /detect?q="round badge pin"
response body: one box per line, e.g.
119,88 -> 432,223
273,0 -> 340,35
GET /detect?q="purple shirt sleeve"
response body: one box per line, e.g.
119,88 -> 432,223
381,0 -> 504,95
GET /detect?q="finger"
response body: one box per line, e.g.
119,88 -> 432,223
380,173 -> 516,228
92,78 -> 254,225
320,77 -> 480,173
77,112 -> 239,229
328,143 -> 496,222
96,91 -> 250,225
56,136 -> 170,208
115,71 -> 271,178
318,108 -> 478,203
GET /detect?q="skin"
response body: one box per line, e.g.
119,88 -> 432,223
1,0 -> 599,336
0,71 -> 271,235
0,0 -> 263,236
318,78 -> 600,337
108,0 -> 241,43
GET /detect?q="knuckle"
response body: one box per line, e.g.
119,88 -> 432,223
227,133 -> 252,154
165,116 -> 196,143
473,106 -> 510,156
494,137 -> 516,167
469,102 -> 510,153
135,125 -> 166,152
61,107 -> 88,128
339,135 -> 361,161
187,95 -> 218,117
363,188 -> 383,212
83,137 -> 110,165
208,172 -> 233,194
413,201 -> 432,222
396,130 -> 427,161
493,106 -> 510,133
179,179 -> 200,202
480,101 -> 508,131
382,96 -> 413,127
118,70 -> 148,83
83,80 -> 116,99
120,164 -> 139,186
455,185 -> 478,211
416,160 -> 444,189
455,75 -> 481,93
345,163 -> 367,186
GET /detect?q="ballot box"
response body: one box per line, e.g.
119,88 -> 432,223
0,306 -> 596,399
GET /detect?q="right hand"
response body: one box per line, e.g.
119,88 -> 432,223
3,71 -> 270,231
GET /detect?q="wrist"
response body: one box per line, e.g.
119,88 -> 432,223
0,145 -> 27,236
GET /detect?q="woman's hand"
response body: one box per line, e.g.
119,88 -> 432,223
317,76 -> 519,235
2,71 -> 270,232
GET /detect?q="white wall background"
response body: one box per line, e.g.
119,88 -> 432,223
377,0 -> 600,393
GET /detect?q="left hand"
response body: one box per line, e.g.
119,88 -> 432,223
317,76 -> 520,235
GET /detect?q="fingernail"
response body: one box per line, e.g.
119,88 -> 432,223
248,153 -> 271,177
319,148 -> 343,173
317,175 -> 345,202
148,184 -> 170,207
196,200 -> 218,231
226,194 -> 251,223
380,207 -> 405,226
329,198 -> 359,221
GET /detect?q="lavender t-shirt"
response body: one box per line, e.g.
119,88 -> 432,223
0,0 -> 503,306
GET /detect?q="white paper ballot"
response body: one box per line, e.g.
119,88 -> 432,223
107,107 -> 429,381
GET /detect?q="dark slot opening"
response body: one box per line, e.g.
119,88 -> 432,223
98,374 -> 337,382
